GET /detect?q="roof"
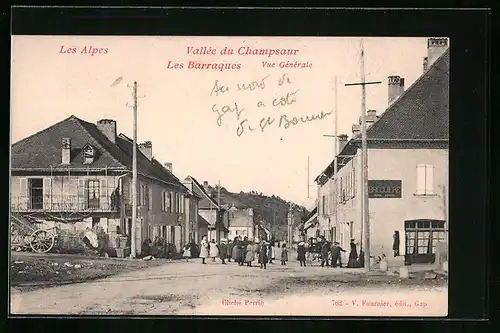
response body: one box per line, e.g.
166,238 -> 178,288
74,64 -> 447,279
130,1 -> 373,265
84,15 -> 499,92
315,48 -> 449,185
187,176 -> 220,209
197,214 -> 211,226
11,115 -> 188,191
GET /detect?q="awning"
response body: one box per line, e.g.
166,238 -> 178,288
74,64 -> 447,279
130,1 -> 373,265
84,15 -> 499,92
303,210 -> 318,230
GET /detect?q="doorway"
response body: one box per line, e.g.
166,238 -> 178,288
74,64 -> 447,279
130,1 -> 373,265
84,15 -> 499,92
29,178 -> 43,209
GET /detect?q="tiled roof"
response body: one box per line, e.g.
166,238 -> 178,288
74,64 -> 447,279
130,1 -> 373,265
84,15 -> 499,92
315,49 -> 449,184
11,115 -> 187,191
188,176 -> 220,209
358,49 -> 449,141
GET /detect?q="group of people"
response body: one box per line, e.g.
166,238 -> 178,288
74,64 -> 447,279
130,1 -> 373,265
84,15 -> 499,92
185,235 -> 289,269
296,237 -> 363,268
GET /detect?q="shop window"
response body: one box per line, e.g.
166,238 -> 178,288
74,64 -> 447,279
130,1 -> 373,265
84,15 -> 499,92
405,219 -> 446,263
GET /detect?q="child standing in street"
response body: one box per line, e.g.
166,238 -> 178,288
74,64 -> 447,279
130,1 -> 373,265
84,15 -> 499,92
182,243 -> 191,262
280,243 -> 288,265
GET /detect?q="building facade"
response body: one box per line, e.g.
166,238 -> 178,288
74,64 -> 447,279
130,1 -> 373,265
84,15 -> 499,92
10,116 -> 198,256
227,206 -> 255,240
314,38 -> 449,265
184,177 -> 229,243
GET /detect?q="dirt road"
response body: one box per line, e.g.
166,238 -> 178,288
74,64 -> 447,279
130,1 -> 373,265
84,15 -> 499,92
11,258 -> 448,316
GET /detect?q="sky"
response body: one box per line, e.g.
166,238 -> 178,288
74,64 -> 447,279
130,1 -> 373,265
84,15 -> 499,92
11,36 -> 431,208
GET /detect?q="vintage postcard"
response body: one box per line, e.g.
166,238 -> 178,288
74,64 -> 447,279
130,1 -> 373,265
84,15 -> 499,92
10,35 -> 449,316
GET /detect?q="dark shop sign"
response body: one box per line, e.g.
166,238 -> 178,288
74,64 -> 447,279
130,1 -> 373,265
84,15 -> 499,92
368,180 -> 402,198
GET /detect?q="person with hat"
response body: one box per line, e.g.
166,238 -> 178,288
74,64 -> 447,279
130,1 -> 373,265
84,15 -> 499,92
227,239 -> 234,262
330,241 -> 346,268
320,239 -> 331,268
258,241 -> 269,269
219,239 -> 228,264
297,241 -> 307,267
347,239 -> 359,268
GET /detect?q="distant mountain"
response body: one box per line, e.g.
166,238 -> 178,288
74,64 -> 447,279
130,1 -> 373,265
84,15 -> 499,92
206,185 -> 309,240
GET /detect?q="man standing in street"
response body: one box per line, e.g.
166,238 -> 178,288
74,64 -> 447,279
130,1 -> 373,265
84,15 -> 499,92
330,241 -> 346,268
320,239 -> 330,267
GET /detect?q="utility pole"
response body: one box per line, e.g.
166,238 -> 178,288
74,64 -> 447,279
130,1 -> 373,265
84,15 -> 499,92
131,81 -> 138,259
345,39 -> 382,271
307,156 -> 310,198
322,76 -> 339,242
217,180 -> 221,242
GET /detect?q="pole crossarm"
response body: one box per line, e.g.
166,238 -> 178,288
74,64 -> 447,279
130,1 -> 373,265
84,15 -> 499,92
345,81 -> 382,86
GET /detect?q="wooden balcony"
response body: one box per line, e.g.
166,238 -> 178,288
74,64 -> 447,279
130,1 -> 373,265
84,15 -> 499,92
10,195 -> 120,212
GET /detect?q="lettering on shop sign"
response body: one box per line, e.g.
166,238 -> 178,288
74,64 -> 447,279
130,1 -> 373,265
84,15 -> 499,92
368,180 -> 402,198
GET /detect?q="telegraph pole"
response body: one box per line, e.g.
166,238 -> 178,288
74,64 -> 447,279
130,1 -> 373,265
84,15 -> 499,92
345,39 -> 382,271
131,81 -> 138,258
322,76 -> 339,242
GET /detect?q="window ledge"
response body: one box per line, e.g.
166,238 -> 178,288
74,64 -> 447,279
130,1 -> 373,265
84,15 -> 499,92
413,193 -> 438,197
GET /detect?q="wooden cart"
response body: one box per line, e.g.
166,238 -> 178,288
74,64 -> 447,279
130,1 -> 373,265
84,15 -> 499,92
11,214 -> 56,253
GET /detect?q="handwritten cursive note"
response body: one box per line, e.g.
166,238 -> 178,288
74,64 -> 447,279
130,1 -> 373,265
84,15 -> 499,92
208,73 -> 332,136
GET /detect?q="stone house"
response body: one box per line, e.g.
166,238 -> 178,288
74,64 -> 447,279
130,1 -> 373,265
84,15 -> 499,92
10,115 -> 199,256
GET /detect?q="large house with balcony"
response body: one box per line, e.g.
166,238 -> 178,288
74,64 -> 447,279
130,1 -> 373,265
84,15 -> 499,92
314,38 -> 449,265
10,115 -> 199,255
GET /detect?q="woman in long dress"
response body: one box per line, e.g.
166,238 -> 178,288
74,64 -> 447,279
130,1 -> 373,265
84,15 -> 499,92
297,241 -> 307,267
199,235 -> 209,264
231,237 -> 240,265
209,239 -> 219,262
347,239 -> 359,268
245,242 -> 255,267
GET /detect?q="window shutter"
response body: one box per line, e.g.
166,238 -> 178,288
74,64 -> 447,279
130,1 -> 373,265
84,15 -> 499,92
148,187 -> 153,211
416,164 -> 426,195
425,165 -> 434,194
180,194 -> 184,214
19,178 -> 28,210
100,179 -> 107,210
353,168 -> 356,197
43,178 -> 52,210
78,179 -> 86,209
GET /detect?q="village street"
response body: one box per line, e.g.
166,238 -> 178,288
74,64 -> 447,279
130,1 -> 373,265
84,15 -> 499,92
11,253 -> 448,316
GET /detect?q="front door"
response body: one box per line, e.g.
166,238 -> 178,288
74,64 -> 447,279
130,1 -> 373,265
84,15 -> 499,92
29,178 -> 43,209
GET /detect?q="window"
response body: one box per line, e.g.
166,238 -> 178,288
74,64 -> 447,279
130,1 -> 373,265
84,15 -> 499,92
405,220 -> 446,256
349,222 -> 354,239
87,180 -> 100,209
28,178 -> 44,209
322,195 -> 326,215
82,144 -> 95,164
416,164 -> 434,195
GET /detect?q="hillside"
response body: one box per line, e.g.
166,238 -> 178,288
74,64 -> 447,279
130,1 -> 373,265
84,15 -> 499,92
206,185 -> 309,240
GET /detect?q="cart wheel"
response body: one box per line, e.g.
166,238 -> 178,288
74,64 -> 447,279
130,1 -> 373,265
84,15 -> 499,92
30,230 -> 55,253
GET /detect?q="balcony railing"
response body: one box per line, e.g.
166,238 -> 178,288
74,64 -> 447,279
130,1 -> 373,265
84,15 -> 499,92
10,195 -> 119,212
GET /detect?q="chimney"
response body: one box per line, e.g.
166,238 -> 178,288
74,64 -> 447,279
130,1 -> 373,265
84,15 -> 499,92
164,162 -> 172,173
423,56 -> 429,72
62,137 -> 71,164
338,134 -> 348,152
427,38 -> 448,66
203,181 -> 211,195
96,119 -> 117,144
352,124 -> 360,137
138,141 -> 152,160
388,76 -> 405,106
